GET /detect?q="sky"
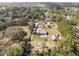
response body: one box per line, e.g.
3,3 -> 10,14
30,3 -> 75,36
0,0 -> 79,2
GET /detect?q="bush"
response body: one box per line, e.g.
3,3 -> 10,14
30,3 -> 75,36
1,44 -> 23,56
52,16 -> 62,22
68,20 -> 77,26
0,21 -> 6,31
4,26 -> 27,40
12,46 -> 23,56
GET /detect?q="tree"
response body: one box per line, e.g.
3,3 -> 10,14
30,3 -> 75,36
1,44 -> 23,56
4,26 -> 26,40
50,20 -> 79,56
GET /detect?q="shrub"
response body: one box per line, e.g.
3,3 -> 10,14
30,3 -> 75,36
4,26 -> 27,40
1,44 -> 23,56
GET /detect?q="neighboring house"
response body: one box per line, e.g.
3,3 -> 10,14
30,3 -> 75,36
51,34 -> 62,41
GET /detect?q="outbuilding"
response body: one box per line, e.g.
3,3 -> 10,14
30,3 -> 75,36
51,34 -> 62,41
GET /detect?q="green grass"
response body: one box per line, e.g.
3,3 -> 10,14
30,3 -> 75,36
32,34 -> 45,41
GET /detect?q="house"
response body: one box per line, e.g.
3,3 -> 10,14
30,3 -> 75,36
36,28 -> 47,35
36,27 -> 42,34
34,22 -> 43,28
33,22 -> 42,34
33,21 -> 48,38
51,34 -> 62,41
36,28 -> 48,38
